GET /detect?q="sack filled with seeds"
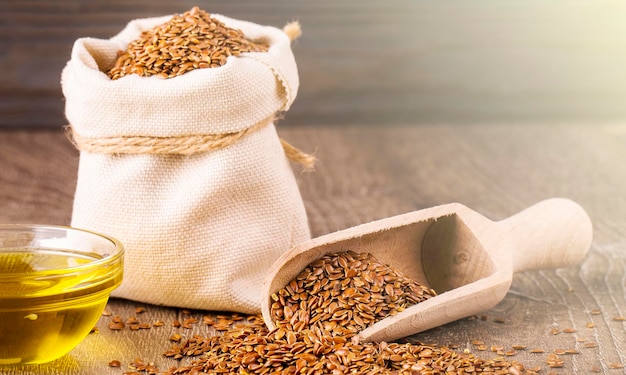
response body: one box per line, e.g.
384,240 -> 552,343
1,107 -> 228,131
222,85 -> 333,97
61,7 -> 314,313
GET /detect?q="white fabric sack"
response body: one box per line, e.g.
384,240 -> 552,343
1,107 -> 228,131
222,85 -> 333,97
61,14 -> 311,314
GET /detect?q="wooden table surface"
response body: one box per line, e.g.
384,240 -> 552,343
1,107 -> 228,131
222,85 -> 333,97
2,124 -> 626,374
2,1 -> 626,374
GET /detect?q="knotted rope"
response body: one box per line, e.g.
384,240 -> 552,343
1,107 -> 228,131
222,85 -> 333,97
66,115 -> 316,171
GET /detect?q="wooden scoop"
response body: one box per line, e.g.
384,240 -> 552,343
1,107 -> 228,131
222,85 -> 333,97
261,198 -> 592,342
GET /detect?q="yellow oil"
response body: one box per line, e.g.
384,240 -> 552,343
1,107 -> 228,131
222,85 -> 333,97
0,249 -> 121,365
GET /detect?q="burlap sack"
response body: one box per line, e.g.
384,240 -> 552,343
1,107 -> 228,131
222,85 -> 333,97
61,14 -> 312,313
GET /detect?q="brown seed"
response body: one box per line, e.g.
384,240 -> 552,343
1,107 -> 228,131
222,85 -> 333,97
269,251 -> 436,338
160,312 -> 537,375
548,364 -> 564,369
242,353 -> 258,365
108,322 -> 125,330
169,333 -> 182,342
110,262 -> 541,374
286,330 -> 297,345
182,317 -> 198,329
108,360 -> 121,367
107,6 -> 269,80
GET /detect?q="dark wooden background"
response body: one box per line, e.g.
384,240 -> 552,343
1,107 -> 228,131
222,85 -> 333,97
3,0 -> 626,128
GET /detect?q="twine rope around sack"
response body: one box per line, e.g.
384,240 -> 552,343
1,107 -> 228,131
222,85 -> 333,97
66,115 -> 317,170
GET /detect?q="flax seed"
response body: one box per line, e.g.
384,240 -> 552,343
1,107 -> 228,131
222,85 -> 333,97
169,333 -> 182,342
105,253 -> 551,374
269,251 -> 436,337
108,322 -> 125,330
162,314 -> 537,375
107,6 -> 268,80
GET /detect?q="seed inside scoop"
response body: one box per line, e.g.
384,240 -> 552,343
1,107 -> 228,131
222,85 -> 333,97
107,6 -> 269,80
270,250 -> 437,337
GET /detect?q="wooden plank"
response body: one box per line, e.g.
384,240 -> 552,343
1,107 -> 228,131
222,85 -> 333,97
3,0 -> 626,127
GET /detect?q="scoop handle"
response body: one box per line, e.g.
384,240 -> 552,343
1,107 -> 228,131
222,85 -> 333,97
497,198 -> 593,273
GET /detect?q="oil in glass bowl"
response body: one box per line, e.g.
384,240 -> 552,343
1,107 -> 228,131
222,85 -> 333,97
0,226 -> 123,365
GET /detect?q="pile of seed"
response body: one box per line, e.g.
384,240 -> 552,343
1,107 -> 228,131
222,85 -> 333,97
106,251 -> 541,374
107,6 -> 269,80
104,305 -> 626,374
269,250 -> 437,337
164,314 -> 531,375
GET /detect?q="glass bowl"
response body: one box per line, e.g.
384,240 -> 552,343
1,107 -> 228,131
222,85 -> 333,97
0,225 -> 124,365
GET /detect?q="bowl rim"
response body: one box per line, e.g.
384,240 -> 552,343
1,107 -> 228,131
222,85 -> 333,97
0,224 -> 124,277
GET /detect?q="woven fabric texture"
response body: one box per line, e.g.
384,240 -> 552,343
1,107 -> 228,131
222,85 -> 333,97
62,14 -> 310,313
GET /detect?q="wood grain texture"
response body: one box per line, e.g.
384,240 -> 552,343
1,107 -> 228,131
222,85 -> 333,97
1,123 -> 625,374
0,129 -> 76,225
3,0 -> 626,127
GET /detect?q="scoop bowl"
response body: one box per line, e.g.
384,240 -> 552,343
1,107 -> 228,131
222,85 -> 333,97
262,198 -> 592,342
